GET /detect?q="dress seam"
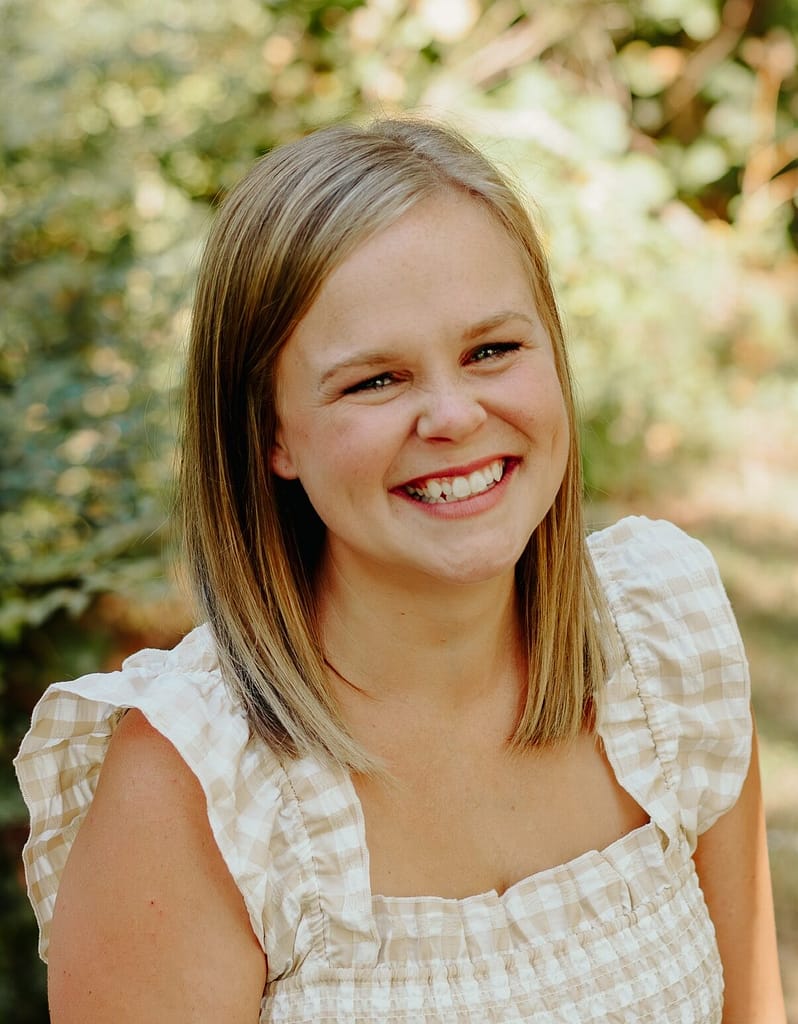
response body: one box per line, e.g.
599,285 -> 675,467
264,898 -> 721,1019
595,545 -> 678,798
267,851 -> 695,986
273,755 -> 331,965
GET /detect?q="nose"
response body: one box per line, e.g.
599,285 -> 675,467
415,380 -> 488,442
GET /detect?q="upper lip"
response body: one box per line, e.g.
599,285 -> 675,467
396,455 -> 512,490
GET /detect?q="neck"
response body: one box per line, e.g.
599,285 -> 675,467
316,550 -> 524,715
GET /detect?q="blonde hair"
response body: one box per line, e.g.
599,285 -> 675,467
180,118 -> 610,770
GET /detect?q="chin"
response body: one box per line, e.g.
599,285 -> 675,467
422,550 -> 524,588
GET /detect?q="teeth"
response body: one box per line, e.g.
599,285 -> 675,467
405,459 -> 506,504
468,469 -> 487,492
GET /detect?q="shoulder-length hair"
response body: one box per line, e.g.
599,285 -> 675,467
180,118 -> 609,771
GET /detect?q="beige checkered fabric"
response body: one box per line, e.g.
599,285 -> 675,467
15,517 -> 751,1022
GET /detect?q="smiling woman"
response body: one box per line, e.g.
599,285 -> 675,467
179,118 -> 601,763
15,119 -> 785,1023
270,191 -> 569,586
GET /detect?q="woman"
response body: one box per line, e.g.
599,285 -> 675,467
16,119 -> 785,1022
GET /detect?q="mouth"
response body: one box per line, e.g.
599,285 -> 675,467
400,458 -> 512,505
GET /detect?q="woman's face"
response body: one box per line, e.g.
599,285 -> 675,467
271,191 -> 569,590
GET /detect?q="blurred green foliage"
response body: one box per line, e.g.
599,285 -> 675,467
1,0 -> 797,1019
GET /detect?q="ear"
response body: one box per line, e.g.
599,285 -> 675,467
270,428 -> 299,480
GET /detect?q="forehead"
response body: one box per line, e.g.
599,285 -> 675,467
288,193 -> 538,357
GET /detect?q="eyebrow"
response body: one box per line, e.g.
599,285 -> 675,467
462,311 -> 537,341
319,311 -> 538,385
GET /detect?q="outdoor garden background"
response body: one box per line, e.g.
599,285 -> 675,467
1,0 -> 797,1020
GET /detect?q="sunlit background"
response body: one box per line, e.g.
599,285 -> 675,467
1,1 -> 796,1019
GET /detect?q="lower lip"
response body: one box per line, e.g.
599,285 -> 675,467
392,461 -> 518,519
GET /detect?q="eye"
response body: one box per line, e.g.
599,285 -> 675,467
344,372 -> 397,394
468,341 -> 522,363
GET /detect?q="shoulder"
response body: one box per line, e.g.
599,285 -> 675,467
588,515 -> 745,671
15,626 -> 286,960
46,704 -> 267,1022
97,706 -> 208,822
589,514 -> 724,601
590,517 -> 752,845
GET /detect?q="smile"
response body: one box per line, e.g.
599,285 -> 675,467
403,459 -> 506,504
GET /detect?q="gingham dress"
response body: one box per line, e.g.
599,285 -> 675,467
15,517 -> 752,1023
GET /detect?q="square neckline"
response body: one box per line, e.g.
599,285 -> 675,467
338,751 -> 658,908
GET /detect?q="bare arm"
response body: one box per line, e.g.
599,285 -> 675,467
693,719 -> 786,1024
48,709 -> 267,1024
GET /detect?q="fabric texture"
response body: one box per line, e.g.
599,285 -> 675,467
15,516 -> 752,1022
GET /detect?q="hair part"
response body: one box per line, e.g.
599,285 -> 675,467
180,117 -> 611,771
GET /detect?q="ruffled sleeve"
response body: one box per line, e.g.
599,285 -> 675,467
589,516 -> 752,851
14,626 -> 296,962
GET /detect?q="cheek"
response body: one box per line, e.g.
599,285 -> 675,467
329,407 -> 399,464
289,415 -> 380,498
513,371 -> 569,446
551,390 -> 571,456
